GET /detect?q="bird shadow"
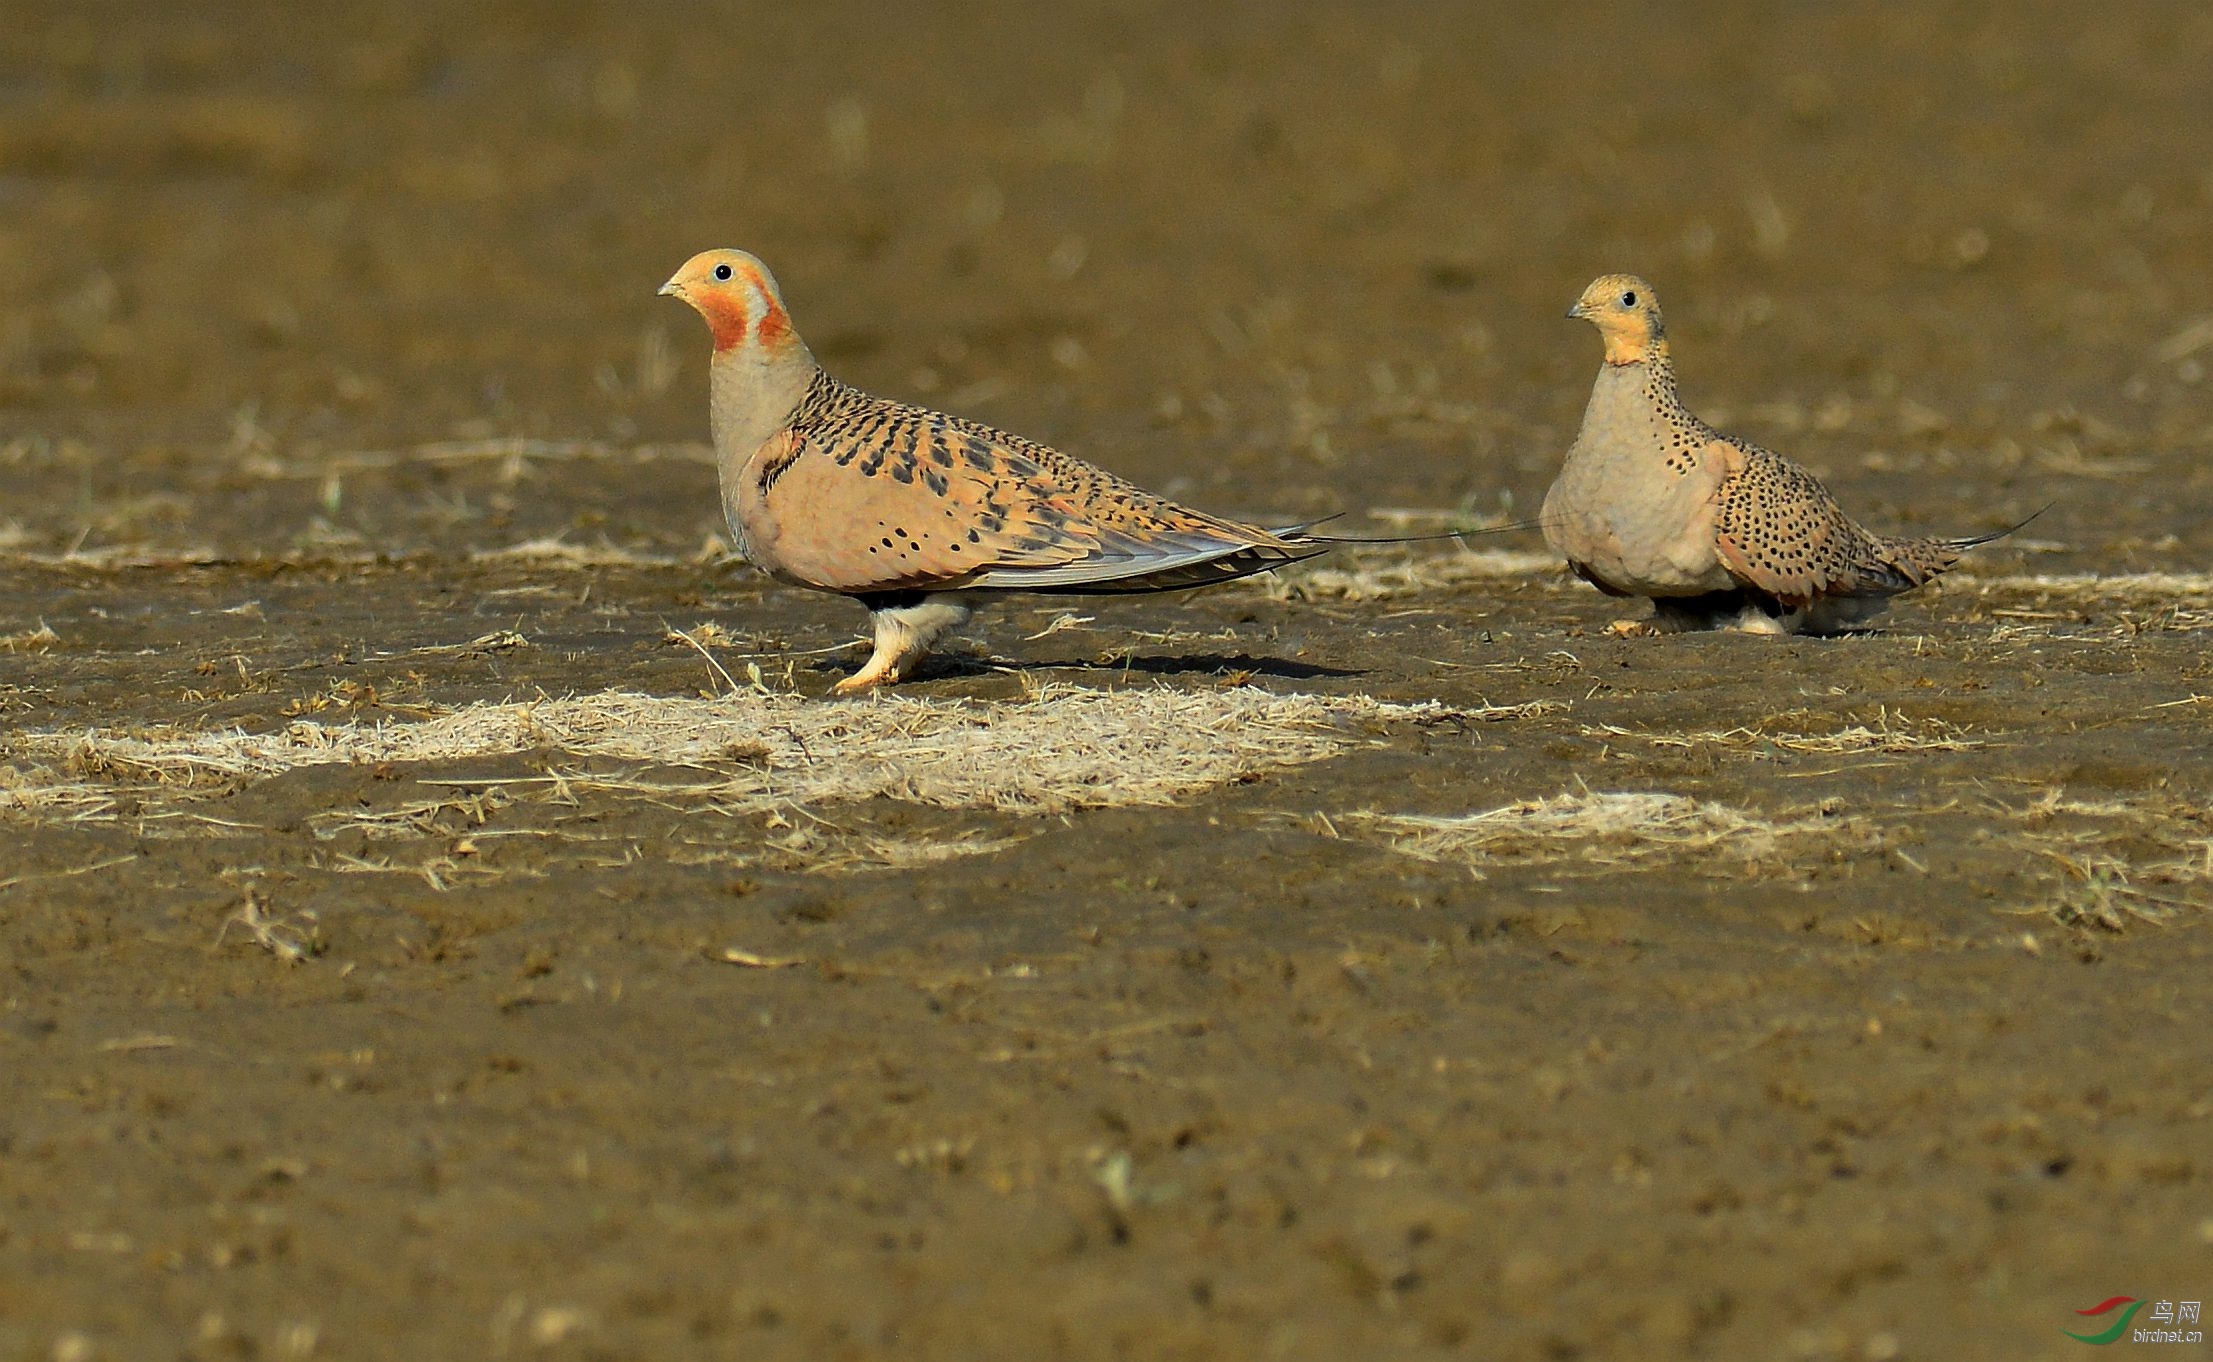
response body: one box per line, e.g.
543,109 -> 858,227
801,650 -> 1366,685
1006,650 -> 1366,682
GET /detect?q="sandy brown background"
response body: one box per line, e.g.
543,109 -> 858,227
3,2 -> 2211,1359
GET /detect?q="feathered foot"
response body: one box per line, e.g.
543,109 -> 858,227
832,594 -> 975,695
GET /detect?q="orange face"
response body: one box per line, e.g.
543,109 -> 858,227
659,249 -> 795,355
1567,273 -> 1664,365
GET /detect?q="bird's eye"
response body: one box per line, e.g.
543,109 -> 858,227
1620,290 -> 1638,308
713,263 -> 734,281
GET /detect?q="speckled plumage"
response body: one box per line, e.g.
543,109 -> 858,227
1543,274 -> 2000,635
662,248 -> 1320,692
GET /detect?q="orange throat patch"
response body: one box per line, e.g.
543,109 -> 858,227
696,291 -> 752,353
1602,331 -> 1661,366
753,296 -> 790,349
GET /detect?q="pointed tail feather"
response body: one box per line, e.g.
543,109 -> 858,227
1283,514 -> 1556,547
965,538 -> 1326,594
1021,542 -> 1328,594
1872,504 -> 2051,592
962,508 -> 1556,596
1939,502 -> 2051,553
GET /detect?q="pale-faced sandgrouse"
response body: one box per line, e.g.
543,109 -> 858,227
660,249 -> 1325,692
1542,274 -> 2011,635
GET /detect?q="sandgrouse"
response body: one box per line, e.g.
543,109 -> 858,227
660,249 -> 1324,692
1542,274 -> 2008,635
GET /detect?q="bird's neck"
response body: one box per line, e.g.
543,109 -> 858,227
708,342 -> 819,464
1593,343 -> 1683,405
1604,331 -> 1669,368
1579,346 -> 1690,442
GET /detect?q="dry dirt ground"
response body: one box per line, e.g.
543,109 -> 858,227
3,3 -> 2213,1360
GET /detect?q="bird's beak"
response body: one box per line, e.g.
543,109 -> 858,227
1565,301 -> 1590,320
657,278 -> 682,298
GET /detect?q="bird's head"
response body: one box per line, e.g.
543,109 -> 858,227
1567,274 -> 1665,365
659,249 -> 804,360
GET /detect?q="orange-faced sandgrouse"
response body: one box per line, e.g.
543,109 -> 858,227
1543,274 -> 2011,634
660,249 -> 1324,692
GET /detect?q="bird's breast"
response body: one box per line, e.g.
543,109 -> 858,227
1545,374 -> 1734,595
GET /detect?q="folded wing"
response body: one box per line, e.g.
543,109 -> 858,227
1709,440 -> 1908,607
760,379 -> 1317,596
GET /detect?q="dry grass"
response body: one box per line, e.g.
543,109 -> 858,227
216,889 -> 321,964
307,790 -> 512,842
468,535 -> 709,568
1948,571 -> 2213,601
1354,789 -> 1863,872
3,686 -> 1441,880
1948,571 -> 2213,633
310,816 -> 1033,885
2038,854 -> 2211,931
322,437 -> 712,475
4,536 -> 715,572
671,823 -> 1036,876
0,544 -> 230,568
1586,709 -> 1981,755
1,686 -> 1436,824
1258,547 -> 1562,602
1995,789 -> 2213,931
0,622 -> 59,652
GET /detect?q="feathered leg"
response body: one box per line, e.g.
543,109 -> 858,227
1800,594 -> 1892,635
833,593 -> 976,695
1637,589 -> 1792,635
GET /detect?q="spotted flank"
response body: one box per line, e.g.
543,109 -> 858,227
1712,442 -> 1962,608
